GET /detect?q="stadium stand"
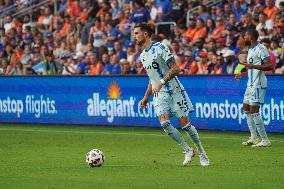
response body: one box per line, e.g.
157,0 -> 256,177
0,0 -> 283,75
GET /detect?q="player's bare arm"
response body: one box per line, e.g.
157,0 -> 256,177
244,58 -> 273,71
140,81 -> 152,108
152,59 -> 180,96
163,59 -> 181,82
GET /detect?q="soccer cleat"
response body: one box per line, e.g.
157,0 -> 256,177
183,149 -> 195,166
252,140 -> 271,147
199,153 -> 209,167
242,137 -> 259,146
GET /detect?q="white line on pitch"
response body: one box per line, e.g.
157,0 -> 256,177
0,127 -> 283,143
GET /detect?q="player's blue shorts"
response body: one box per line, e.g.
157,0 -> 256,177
153,89 -> 194,118
243,86 -> 266,106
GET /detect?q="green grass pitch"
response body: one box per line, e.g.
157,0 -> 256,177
0,124 -> 283,189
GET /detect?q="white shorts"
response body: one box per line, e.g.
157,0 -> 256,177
153,89 -> 194,118
243,86 -> 266,106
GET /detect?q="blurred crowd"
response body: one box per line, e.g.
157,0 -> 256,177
0,0 -> 283,76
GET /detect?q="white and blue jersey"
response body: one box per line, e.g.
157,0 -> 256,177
140,41 -> 185,94
247,43 -> 269,88
244,43 -> 270,105
140,41 -> 194,117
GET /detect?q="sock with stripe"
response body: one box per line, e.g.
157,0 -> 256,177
182,122 -> 205,154
161,120 -> 192,152
252,112 -> 269,141
244,111 -> 258,139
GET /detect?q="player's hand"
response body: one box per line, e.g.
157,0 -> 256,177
245,64 -> 254,69
139,97 -> 148,109
240,63 -> 254,69
235,74 -> 242,81
152,82 -> 162,97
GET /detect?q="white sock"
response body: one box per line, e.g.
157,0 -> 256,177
252,112 -> 269,141
244,111 -> 258,139
161,120 -> 192,152
183,122 -> 205,154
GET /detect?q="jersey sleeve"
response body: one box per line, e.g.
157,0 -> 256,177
258,45 -> 270,63
157,43 -> 175,65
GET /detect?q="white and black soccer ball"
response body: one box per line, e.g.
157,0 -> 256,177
86,149 -> 105,167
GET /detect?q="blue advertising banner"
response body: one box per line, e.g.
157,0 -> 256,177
0,76 -> 283,132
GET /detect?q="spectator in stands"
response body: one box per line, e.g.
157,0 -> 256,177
74,51 -> 88,74
10,46 -> 23,68
126,42 -> 136,65
32,44 -> 41,64
197,51 -> 209,74
179,50 -> 194,75
192,18 -> 207,43
188,51 -> 207,74
225,24 -> 239,51
121,59 -> 137,75
67,0 -> 82,17
238,13 -> 255,35
20,46 -> 33,75
170,40 -> 182,65
261,38 -> 277,74
105,22 -> 121,49
61,56 -> 77,75
197,5 -> 210,22
117,8 -> 132,37
271,37 -> 283,68
256,12 -> 273,33
171,0 -> 187,24
264,0 -> 278,20
110,54 -> 122,75
212,55 -> 224,75
156,0 -> 172,22
132,0 -> 151,24
22,15 -> 33,32
135,59 -> 146,75
223,2 -> 232,18
4,15 -> 14,34
209,16 -> 224,40
232,0 -> 247,21
13,61 -> 24,75
210,5 -> 217,21
222,49 -> 238,74
0,59 -> 9,75
101,53 -> 112,75
43,52 -> 59,75
88,53 -> 103,75
89,18 -> 106,54
182,16 -> 197,42
228,13 -> 240,29
58,0 -> 68,13
192,38 -> 206,58
215,4 -> 225,20
114,41 -> 127,60
111,0 -> 122,23
206,18 -> 216,37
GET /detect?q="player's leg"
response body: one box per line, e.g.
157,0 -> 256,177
242,87 -> 259,145
179,116 -> 209,166
250,105 -> 271,147
242,103 -> 259,146
250,87 -> 271,147
155,92 -> 194,166
172,89 -> 209,166
159,113 -> 193,155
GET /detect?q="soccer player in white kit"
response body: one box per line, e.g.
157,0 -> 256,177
134,23 -> 209,166
236,29 -> 273,147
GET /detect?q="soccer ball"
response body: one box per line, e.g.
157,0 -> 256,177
86,149 -> 105,167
